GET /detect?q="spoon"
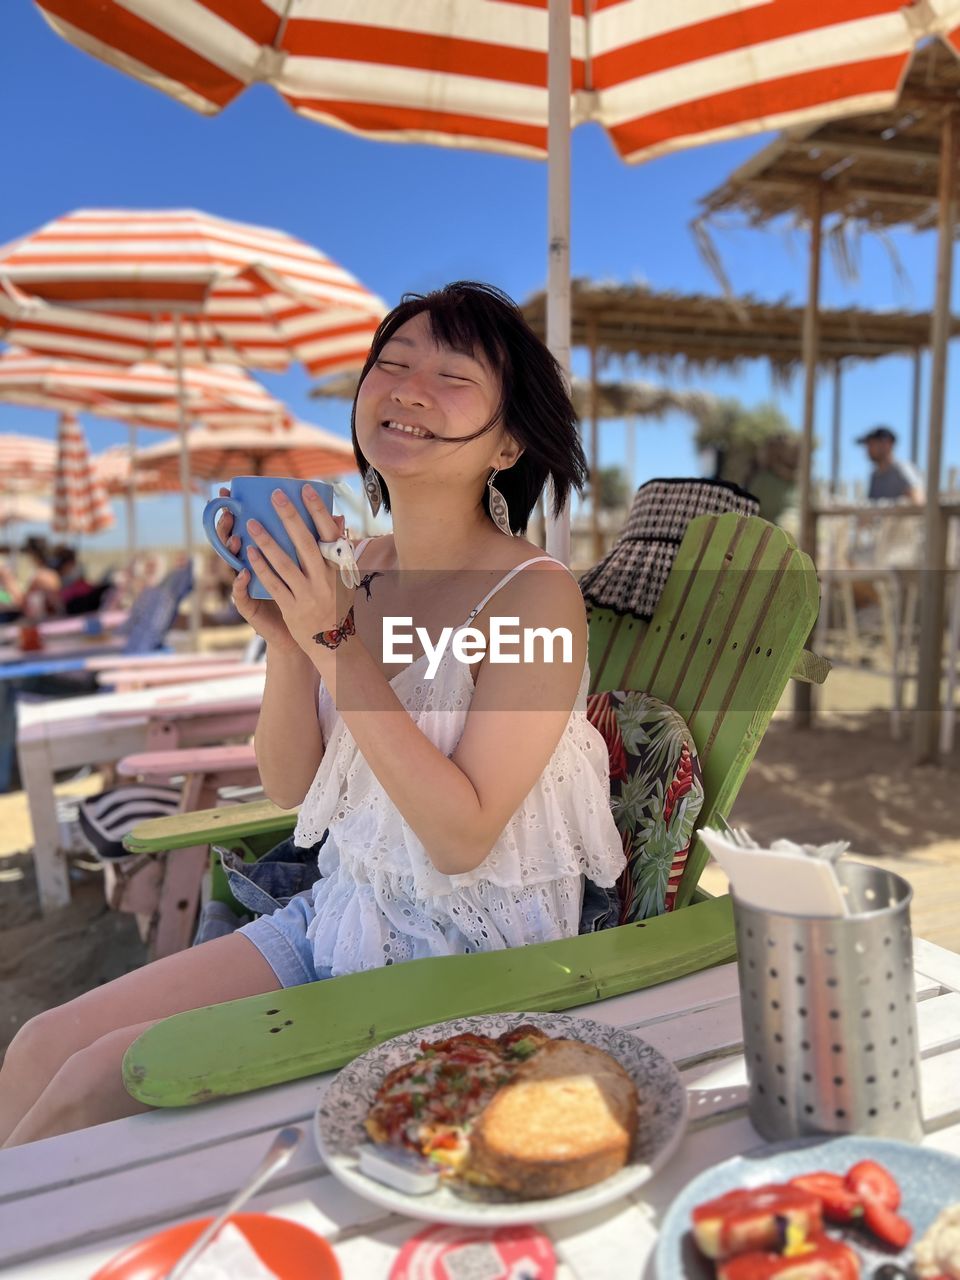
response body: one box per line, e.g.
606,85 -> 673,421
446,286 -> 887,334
165,1126 -> 303,1280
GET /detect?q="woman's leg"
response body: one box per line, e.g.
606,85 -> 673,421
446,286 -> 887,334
4,1021 -> 157,1147
0,933 -> 280,1146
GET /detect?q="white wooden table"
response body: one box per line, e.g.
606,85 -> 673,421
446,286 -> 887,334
2,939 -> 959,1279
15,673 -> 265,913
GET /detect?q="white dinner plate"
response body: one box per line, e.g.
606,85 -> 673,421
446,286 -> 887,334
313,1010 -> 688,1226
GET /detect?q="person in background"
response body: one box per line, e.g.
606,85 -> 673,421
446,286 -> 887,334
53,546 -> 93,612
0,537 -> 63,620
0,560 -> 20,623
857,426 -> 924,504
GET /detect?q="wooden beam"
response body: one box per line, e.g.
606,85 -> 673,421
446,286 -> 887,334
737,177 -> 937,206
914,110 -> 958,764
830,361 -> 843,495
588,320 -> 602,563
791,134 -> 940,166
911,347 -> 923,466
794,182 -> 824,729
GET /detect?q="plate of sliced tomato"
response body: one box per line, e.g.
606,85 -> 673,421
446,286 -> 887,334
656,1135 -> 960,1279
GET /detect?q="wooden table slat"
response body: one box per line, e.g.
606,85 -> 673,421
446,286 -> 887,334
1,948 -> 958,1279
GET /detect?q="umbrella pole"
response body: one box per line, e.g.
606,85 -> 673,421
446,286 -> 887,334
126,424 -> 138,569
914,109 -> 957,764
793,179 -> 824,730
173,314 -> 201,646
545,0 -> 571,567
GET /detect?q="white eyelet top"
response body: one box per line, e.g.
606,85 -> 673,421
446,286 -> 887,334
294,541 -> 626,977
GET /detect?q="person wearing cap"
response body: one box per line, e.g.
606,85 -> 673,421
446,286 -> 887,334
857,426 -> 924,504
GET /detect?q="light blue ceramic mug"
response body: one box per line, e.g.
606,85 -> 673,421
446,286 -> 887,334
202,476 -> 335,601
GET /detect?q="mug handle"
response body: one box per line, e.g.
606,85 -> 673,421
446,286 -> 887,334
202,496 -> 245,573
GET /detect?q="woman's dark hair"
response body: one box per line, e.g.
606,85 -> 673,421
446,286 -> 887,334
350,281 -> 587,535
22,535 -> 52,567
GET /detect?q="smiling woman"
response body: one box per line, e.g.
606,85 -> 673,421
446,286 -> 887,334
0,282 -> 628,1148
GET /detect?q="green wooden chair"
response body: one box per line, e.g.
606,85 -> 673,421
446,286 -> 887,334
121,513 -> 827,1107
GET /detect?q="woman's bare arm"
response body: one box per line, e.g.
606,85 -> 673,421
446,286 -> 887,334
314,565 -> 585,873
254,645 -> 324,809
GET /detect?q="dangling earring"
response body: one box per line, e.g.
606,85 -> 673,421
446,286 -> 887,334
363,466 -> 383,518
487,468 -> 513,537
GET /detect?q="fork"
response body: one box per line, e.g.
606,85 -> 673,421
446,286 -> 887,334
716,814 -> 758,847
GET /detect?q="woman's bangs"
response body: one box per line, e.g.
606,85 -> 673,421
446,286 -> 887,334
423,300 -> 507,384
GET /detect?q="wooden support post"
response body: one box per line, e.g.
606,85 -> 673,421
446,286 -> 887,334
911,348 -> 922,466
830,360 -> 843,496
914,110 -> 958,764
589,322 -> 602,562
794,181 -> 824,729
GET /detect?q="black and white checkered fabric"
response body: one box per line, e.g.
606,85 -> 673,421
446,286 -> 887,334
78,786 -> 182,860
579,478 -> 760,619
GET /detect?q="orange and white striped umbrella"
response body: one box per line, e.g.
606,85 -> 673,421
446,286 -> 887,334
132,421 -> 358,485
30,1 -> 960,162
0,208 -> 386,377
0,347 -> 291,430
93,443 -> 202,497
0,492 -> 52,528
0,432 -> 58,484
53,413 -> 115,535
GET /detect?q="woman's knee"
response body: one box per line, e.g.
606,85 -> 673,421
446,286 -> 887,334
8,1023 -> 153,1144
3,1003 -> 85,1081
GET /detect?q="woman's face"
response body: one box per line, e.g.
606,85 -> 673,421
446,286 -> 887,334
355,311 -> 516,487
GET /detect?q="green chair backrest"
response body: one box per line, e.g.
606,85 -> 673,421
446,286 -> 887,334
587,512 -> 821,908
121,513 -> 822,1107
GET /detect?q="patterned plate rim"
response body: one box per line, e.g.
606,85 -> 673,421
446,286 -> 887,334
655,1134 -> 960,1279
314,1010 -> 689,1227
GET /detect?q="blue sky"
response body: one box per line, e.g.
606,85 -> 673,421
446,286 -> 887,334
3,6 -> 958,548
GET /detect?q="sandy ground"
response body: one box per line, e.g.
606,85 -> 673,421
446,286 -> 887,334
1,660 -> 958,1055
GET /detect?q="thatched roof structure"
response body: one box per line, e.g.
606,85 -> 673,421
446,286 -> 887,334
521,280 -> 957,378
697,41 -> 960,233
311,367 -> 715,422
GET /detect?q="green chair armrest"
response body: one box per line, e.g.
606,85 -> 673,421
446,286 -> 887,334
123,799 -> 298,855
790,649 -> 831,685
123,894 -> 736,1106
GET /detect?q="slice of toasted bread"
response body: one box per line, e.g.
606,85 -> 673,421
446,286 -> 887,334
463,1038 -> 638,1198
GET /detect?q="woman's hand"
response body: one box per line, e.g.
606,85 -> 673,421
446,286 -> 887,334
217,486 -> 298,653
244,485 -> 355,657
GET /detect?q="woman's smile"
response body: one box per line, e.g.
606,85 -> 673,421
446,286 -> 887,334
381,419 -> 435,440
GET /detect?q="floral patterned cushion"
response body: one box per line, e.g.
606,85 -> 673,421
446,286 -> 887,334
586,690 -> 705,922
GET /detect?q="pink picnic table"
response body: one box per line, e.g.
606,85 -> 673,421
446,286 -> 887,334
16,672 -> 264,912
96,661 -> 263,691
0,609 -> 128,645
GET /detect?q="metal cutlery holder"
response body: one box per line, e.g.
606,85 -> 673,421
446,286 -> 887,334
733,860 -> 923,1143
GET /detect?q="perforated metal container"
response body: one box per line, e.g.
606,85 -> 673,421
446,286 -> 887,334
733,861 -> 923,1143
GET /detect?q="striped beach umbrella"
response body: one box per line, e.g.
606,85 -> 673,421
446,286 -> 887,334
132,421 -> 358,485
0,492 -> 52,528
0,209 -> 385,377
53,413 -> 115,536
0,347 -> 290,430
93,444 -> 201,497
0,432 -> 58,484
0,209 -> 383,628
29,0 -> 960,561
29,2 -> 960,162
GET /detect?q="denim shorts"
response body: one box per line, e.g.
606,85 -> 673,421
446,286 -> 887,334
239,890 -> 333,988
219,834 -> 333,988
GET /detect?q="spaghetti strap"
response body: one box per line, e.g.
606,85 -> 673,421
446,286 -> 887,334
461,556 -> 571,626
